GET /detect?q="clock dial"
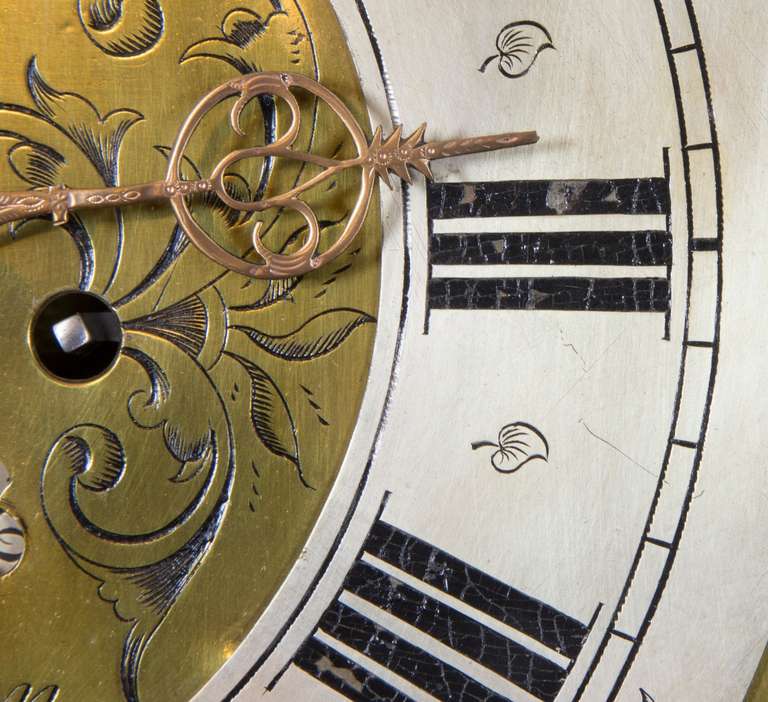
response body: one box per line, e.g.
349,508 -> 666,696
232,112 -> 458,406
198,1 -> 765,701
0,2 -> 380,701
3,2 -> 767,702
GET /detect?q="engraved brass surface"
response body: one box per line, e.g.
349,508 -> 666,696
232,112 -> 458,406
0,2 -> 380,701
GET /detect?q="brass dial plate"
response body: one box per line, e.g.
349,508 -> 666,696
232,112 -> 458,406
0,2 -> 380,701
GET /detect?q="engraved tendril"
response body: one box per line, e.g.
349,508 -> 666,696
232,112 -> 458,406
0,71 -> 538,279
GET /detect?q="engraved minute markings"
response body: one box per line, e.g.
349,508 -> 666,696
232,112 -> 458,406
574,0 -> 724,697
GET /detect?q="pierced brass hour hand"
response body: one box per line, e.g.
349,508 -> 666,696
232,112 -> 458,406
0,72 -> 537,279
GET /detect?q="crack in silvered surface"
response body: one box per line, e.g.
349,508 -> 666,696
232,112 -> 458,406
429,277 -> 670,314
429,230 -> 672,267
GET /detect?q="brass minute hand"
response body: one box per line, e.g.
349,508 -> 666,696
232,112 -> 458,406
0,72 -> 537,279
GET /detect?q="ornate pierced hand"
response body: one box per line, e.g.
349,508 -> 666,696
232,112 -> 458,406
0,71 -> 537,279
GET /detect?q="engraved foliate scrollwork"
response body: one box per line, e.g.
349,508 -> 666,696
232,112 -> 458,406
27,60 -> 143,187
0,59 -> 144,290
41,338 -> 235,700
78,0 -> 165,58
180,8 -> 309,74
0,3 -> 380,700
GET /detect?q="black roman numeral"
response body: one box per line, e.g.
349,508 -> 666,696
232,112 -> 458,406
287,520 -> 600,701
425,154 -> 672,335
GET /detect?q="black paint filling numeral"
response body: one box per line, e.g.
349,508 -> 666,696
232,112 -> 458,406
289,520 -> 599,702
295,637 -> 412,702
425,160 -> 672,334
427,178 -> 669,220
430,230 -> 672,268
429,277 -> 670,314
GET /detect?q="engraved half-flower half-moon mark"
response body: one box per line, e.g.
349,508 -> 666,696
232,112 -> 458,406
472,421 -> 549,474
480,21 -> 555,79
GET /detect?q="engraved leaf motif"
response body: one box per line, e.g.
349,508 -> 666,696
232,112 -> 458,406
233,308 -> 375,361
27,58 -> 143,185
472,422 -> 549,474
230,276 -> 300,311
78,0 -> 165,58
227,353 -> 305,484
7,141 -> 66,188
480,21 -> 555,79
